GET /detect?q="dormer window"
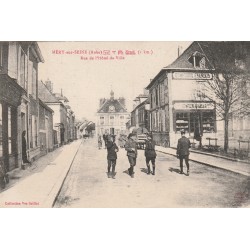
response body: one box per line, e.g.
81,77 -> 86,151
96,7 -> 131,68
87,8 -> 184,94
189,51 -> 206,69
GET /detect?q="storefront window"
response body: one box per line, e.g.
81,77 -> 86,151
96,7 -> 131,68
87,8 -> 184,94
202,111 -> 215,133
176,113 -> 189,132
0,103 -> 2,157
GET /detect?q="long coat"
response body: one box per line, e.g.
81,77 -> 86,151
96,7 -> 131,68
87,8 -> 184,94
125,138 -> 137,158
106,141 -> 119,160
177,136 -> 191,156
145,139 -> 157,158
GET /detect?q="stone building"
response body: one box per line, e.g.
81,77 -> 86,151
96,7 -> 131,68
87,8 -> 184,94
38,80 -> 69,146
39,99 -> 54,156
146,41 -> 250,147
0,42 -> 44,171
96,90 -> 130,136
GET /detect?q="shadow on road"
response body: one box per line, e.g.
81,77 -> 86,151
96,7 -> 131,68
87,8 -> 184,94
140,168 -> 148,174
123,169 -> 130,176
169,167 -> 181,174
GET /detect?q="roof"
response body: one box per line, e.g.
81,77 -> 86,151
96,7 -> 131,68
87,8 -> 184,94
38,81 -> 60,103
131,98 -> 149,113
146,41 -> 242,90
53,93 -> 69,102
39,98 -> 54,113
97,98 -> 128,113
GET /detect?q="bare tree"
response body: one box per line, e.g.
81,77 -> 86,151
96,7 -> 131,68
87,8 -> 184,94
204,70 -> 250,153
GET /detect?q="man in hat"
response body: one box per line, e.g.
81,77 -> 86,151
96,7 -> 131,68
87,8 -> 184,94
144,133 -> 157,175
125,133 -> 137,178
106,135 -> 119,179
176,130 -> 191,175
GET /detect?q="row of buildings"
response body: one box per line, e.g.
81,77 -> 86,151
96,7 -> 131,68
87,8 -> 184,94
129,42 -> 250,148
0,42 -> 77,173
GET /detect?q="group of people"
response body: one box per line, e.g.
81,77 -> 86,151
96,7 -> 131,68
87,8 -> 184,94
99,129 -> 191,179
98,132 -> 157,179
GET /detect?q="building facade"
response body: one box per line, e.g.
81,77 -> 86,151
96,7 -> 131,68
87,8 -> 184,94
130,93 -> 150,131
146,41 -> 250,147
96,91 -> 130,136
38,80 -> 70,146
39,99 -> 54,156
146,42 -> 217,147
0,42 -> 44,171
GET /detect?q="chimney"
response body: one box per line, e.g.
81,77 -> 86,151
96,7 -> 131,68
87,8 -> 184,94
45,79 -> 53,92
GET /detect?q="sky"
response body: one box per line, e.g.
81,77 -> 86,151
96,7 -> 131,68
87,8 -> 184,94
38,41 -> 191,122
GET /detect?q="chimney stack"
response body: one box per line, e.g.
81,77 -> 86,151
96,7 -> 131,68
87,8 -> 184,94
45,78 -> 53,92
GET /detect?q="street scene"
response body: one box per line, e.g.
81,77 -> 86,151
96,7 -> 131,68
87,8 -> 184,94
0,41 -> 250,208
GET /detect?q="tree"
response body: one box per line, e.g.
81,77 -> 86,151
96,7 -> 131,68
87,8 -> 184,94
203,45 -> 250,152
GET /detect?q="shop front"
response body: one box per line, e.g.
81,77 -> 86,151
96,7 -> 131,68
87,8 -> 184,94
170,101 -> 216,146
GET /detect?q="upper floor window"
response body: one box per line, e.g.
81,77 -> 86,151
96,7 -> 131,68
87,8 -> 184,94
32,67 -> 37,97
189,51 -> 206,69
100,116 -> 104,125
0,43 -> 3,68
20,49 -> 26,89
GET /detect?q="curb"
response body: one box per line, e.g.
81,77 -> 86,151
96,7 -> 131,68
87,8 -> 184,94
169,147 -> 250,164
156,149 -> 249,177
42,140 -> 82,207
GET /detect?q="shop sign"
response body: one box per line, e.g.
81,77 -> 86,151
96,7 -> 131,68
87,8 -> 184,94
173,72 -> 213,80
174,102 -> 214,110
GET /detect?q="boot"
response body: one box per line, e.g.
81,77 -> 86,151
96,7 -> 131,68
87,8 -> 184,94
187,166 -> 190,176
152,167 -> 155,175
147,164 -> 151,175
180,167 -> 183,174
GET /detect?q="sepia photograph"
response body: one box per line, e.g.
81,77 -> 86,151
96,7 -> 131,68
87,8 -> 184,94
0,41 -> 249,208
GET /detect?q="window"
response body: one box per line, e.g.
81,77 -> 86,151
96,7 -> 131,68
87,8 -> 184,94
29,116 -> 33,148
110,116 -> 114,125
20,49 -> 26,89
175,112 -> 189,132
0,43 -> 3,67
120,116 -> 124,125
32,67 -> 37,97
189,52 -> 206,68
100,116 -> 104,125
202,111 -> 215,133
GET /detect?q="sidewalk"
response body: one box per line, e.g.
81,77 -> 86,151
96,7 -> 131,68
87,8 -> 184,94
156,146 -> 250,177
0,139 -> 82,208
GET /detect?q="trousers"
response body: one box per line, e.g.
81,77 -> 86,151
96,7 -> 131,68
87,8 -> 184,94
107,159 -> 116,173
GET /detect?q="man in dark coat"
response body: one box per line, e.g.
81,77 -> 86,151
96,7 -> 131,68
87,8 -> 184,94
177,130 -> 191,175
124,133 -> 137,178
22,131 -> 30,164
103,132 -> 108,149
144,134 -> 157,175
106,135 -> 119,179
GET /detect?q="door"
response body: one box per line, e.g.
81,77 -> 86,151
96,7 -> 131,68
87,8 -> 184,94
110,128 -> 114,135
45,117 -> 49,152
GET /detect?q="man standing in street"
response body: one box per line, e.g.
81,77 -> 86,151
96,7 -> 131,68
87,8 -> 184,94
125,133 -> 137,178
103,131 -> 108,149
177,130 -> 191,176
106,135 -> 119,179
144,133 -> 157,175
